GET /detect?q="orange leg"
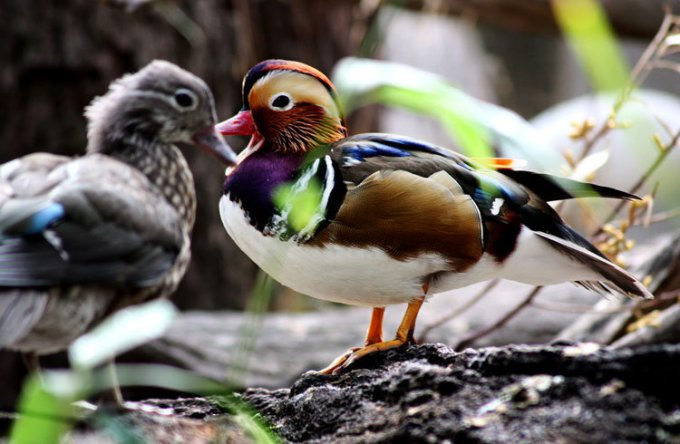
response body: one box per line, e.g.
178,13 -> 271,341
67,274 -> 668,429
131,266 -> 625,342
318,307 -> 385,374
365,307 -> 385,345
318,298 -> 425,375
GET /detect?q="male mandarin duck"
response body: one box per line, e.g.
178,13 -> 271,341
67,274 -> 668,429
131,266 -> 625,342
216,59 -> 652,374
0,61 -> 236,377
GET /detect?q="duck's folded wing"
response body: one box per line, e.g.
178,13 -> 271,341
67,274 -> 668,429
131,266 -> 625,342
331,133 -> 531,223
0,155 -> 183,288
332,133 -> 637,203
310,168 -> 485,271
328,134 -> 651,298
0,289 -> 49,347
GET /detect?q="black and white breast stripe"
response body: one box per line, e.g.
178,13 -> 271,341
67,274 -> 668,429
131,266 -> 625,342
266,155 -> 346,242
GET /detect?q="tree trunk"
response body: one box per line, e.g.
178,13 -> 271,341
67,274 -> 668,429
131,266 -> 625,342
0,0 -> 363,310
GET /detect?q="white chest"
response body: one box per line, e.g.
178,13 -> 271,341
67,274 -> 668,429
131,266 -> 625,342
219,196 -> 456,306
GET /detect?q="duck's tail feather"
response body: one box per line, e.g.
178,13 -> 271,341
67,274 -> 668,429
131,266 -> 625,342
534,230 -> 653,299
500,170 -> 638,202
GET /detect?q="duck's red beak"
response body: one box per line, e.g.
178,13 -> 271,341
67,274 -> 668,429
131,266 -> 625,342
216,110 -> 255,136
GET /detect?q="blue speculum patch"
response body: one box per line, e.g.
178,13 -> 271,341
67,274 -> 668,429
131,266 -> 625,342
19,203 -> 65,235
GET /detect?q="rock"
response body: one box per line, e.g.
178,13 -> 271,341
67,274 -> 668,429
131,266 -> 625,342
241,343 -> 680,443
66,342 -> 680,443
66,398 -> 251,444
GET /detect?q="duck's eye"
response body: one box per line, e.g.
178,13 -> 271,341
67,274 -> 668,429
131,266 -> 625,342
173,88 -> 198,110
269,94 -> 293,111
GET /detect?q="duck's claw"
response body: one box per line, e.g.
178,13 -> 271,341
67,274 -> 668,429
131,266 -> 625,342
330,338 -> 409,374
318,299 -> 424,375
317,347 -> 362,375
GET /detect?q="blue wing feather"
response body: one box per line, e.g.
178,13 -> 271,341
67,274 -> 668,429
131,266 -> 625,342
343,144 -> 412,161
339,133 -> 468,166
17,203 -> 65,235
0,201 -> 65,237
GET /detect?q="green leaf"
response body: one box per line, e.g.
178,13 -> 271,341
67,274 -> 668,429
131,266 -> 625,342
272,178 -> 324,234
10,375 -> 80,444
553,0 -> 630,92
69,299 -> 177,369
215,395 -> 281,444
332,57 -> 552,163
110,364 -> 228,393
10,364 -> 277,444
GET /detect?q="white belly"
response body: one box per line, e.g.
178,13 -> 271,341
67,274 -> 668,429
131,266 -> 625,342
220,196 -> 458,306
220,196 -> 600,307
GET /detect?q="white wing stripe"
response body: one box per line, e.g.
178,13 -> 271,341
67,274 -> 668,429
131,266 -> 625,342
319,156 -> 335,214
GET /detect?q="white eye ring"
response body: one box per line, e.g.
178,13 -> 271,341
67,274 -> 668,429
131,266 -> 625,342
172,88 -> 199,111
269,93 -> 294,111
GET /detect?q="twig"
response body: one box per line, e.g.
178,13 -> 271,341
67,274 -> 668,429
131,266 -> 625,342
624,13 -> 677,101
609,207 -> 680,228
454,286 -> 543,351
578,12 -> 676,159
447,13 -> 679,351
650,59 -> 680,74
529,300 -> 633,315
418,280 -> 499,342
594,129 -> 680,237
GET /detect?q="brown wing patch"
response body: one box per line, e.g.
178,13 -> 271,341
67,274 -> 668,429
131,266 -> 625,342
427,171 -> 464,195
310,170 -> 484,271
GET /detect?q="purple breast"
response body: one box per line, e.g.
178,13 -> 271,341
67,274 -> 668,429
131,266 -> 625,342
223,150 -> 305,231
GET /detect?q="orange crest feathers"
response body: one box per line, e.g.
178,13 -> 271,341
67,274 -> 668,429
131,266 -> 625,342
242,59 -> 337,109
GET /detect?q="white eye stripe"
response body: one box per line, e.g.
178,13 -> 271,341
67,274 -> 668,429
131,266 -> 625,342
268,93 -> 294,111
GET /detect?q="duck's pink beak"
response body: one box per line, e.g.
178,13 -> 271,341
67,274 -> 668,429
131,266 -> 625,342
216,110 -> 255,136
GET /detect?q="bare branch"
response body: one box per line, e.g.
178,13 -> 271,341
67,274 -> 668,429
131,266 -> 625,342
594,129 -> 680,237
418,280 -> 499,342
454,286 -> 543,351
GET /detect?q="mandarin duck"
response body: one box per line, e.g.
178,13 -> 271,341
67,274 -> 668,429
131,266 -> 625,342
0,61 -> 236,379
216,59 -> 652,374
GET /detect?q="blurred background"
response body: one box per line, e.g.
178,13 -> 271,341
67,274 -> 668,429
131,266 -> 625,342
1,0 -> 679,415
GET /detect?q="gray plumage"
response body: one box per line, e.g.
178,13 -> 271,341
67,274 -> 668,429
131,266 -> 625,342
0,60 -> 235,354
